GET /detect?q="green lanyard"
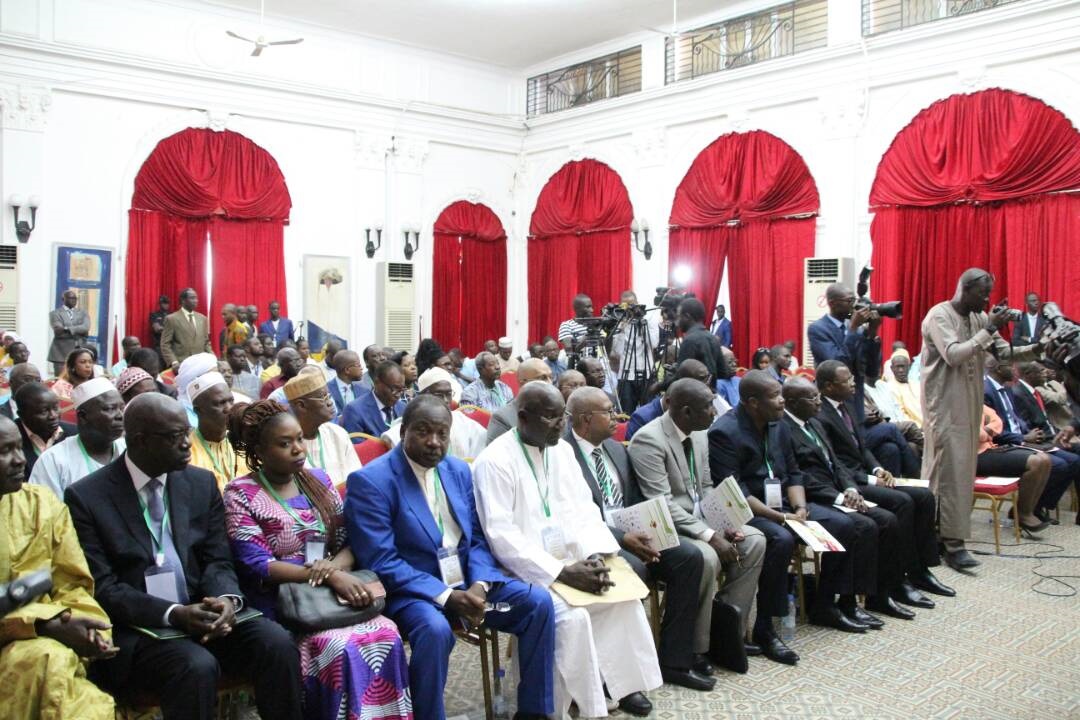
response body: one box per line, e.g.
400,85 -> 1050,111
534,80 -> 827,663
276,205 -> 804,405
762,436 -> 775,479
257,471 -> 325,534
515,430 -> 551,517
136,488 -> 170,565
77,437 -> 114,477
490,385 -> 505,406
686,446 -> 700,502
194,429 -> 231,479
305,433 -> 327,471
431,467 -> 446,534
800,424 -> 822,449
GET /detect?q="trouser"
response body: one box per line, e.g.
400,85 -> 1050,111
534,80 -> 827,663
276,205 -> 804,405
854,505 -> 902,594
393,580 -> 556,719
1039,448 -> 1080,511
617,377 -> 651,413
621,535 -> 704,670
861,483 -> 940,573
865,422 -> 921,477
688,527 -> 765,639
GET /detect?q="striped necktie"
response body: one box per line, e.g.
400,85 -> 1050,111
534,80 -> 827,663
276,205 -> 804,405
592,447 -> 622,508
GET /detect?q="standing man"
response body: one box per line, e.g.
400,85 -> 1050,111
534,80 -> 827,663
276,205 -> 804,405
244,304 -> 258,338
48,289 -> 91,376
258,301 -> 294,345
557,294 -> 596,359
160,288 -> 212,370
1014,292 -> 1045,345
496,337 -> 519,374
807,283 -> 882,423
676,298 -> 731,384
220,304 -> 249,354
461,351 -> 514,412
711,305 -> 732,349
149,295 -> 171,356
921,268 -> 1041,570
609,291 -> 661,413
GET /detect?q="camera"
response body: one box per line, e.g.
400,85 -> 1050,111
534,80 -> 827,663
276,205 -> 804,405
0,569 -> 52,616
991,299 -> 1024,323
602,302 -> 647,323
654,287 -> 695,316
1040,302 -> 1080,374
853,266 -> 903,319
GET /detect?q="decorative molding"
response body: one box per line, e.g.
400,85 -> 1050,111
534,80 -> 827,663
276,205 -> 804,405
354,130 -> 392,171
204,108 -> 231,132
567,143 -> 587,161
0,86 -> 52,131
464,187 -> 482,204
725,107 -> 750,133
392,136 -> 429,174
631,127 -> 667,167
957,63 -> 989,91
818,89 -> 866,139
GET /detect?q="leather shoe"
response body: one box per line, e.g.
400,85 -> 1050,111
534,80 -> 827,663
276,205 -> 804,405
661,666 -> 716,691
892,580 -> 935,609
692,653 -> 714,676
943,548 -> 981,570
751,629 -> 799,665
847,605 -> 884,629
866,595 -> 916,620
744,641 -> 762,656
1034,506 -> 1059,525
809,605 -> 867,633
617,692 -> 653,717
910,569 -> 956,597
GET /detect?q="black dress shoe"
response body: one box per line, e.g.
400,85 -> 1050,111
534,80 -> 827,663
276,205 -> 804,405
943,548 -> 981,570
618,692 -> 653,717
661,666 -> 716,691
892,580 -> 935,609
751,629 -> 799,665
809,605 -> 867,633
1035,506 -> 1060,525
910,569 -> 956,597
744,641 -> 762,656
866,595 -> 916,620
692,653 -> 715,676
847,606 -> 884,629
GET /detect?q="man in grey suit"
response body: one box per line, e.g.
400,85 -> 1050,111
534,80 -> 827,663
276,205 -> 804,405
487,358 -> 553,443
159,288 -> 213,370
628,379 -> 765,653
47,290 -> 91,376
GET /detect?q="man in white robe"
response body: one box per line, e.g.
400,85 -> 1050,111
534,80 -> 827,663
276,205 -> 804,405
382,367 -> 487,460
473,383 -> 662,718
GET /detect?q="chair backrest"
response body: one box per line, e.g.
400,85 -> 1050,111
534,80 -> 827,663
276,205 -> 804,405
354,438 -> 390,465
500,371 -> 519,394
459,405 -> 492,428
612,421 -> 628,443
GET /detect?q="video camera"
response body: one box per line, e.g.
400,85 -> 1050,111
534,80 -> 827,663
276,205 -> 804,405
1040,302 -> 1080,375
0,569 -> 52,616
654,287 -> 695,317
601,302 -> 647,323
991,299 -> 1024,323
854,266 -> 903,319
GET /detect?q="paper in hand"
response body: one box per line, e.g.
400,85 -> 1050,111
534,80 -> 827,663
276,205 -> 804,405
609,497 -> 680,551
785,519 -> 845,552
700,476 -> 753,534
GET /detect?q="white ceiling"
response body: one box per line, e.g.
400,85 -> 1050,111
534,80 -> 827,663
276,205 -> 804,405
201,0 -> 733,69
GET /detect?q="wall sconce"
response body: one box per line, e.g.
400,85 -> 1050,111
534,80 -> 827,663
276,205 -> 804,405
630,218 -> 652,260
402,226 -> 420,261
365,224 -> 383,258
9,195 -> 41,244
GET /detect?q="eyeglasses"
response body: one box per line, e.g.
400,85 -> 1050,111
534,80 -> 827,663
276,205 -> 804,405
579,408 -> 617,419
146,429 -> 190,445
528,411 -> 565,427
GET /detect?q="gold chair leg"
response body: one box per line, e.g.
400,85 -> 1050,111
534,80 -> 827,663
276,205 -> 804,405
1010,491 -> 1021,543
991,498 -> 1002,555
479,631 -> 493,720
648,585 -> 661,648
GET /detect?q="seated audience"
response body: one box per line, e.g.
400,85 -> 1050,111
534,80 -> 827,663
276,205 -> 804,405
226,343 -> 260,399
223,400 -> 411,719
381,367 -> 486,459
176,352 -> 219,426
260,347 -> 304,400
715,347 -> 741,408
486,358 -> 553,442
415,338 -> 449,377
187,370 -> 248,491
766,344 -> 791,383
328,350 -> 367,415
473,383 -> 662,717
259,334 -> 277,370
286,371 -> 361,490
1037,362 -> 1077,431
114,366 -> 158,403
750,347 -> 772,371
393,350 -> 419,400
977,405 -> 1050,533
128,348 -> 177,399
541,338 -> 566,382
66,393 -> 302,720
859,383 -> 923,474
0,415 -> 117,719
51,347 -> 97,400
496,336 -> 519,374
578,357 -> 619,410
555,368 -> 586,403
886,350 -> 922,426
14,382 -> 76,479
342,360 -> 407,437
4,339 -> 31,369
448,347 -> 478,385
29,378 -> 125,498
461,351 -> 514,411
709,371 -> 869,658
348,395 -> 556,720
243,337 -> 264,376
2,362 -> 43,421
359,344 -> 388,390
625,360 -> 729,440
1012,361 -> 1079,450
318,338 -> 343,381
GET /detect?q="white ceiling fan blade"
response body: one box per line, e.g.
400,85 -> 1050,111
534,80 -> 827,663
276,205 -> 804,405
226,30 -> 255,43
267,38 -> 304,46
250,45 -> 264,57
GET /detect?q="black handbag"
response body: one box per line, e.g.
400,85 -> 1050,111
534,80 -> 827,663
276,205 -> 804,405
275,569 -> 386,633
708,597 -> 748,674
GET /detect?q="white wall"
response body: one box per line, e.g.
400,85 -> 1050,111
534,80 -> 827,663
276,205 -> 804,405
1,0 -> 1078,362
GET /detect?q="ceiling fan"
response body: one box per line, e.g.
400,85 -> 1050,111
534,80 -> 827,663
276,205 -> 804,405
225,0 -> 303,56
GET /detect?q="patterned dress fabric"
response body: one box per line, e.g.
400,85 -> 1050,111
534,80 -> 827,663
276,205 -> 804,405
224,469 -> 412,720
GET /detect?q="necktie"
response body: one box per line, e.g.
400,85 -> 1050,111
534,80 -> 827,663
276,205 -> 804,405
146,479 -> 189,603
999,388 -> 1021,431
188,312 -> 196,331
1034,390 -> 1046,412
383,405 -> 394,427
838,402 -> 854,433
682,437 -> 698,496
591,447 -> 622,508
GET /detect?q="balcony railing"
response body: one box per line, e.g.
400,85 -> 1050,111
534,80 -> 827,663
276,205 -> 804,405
526,47 -> 642,117
862,0 -> 1028,36
665,0 -> 828,84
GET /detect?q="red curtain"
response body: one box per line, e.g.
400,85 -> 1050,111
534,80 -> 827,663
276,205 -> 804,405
127,128 -> 291,349
869,89 -> 1080,351
669,131 -> 819,360
432,201 -> 507,355
528,159 -> 633,342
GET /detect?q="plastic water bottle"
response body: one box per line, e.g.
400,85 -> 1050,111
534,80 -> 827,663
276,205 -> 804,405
493,668 -> 509,719
780,594 -> 797,643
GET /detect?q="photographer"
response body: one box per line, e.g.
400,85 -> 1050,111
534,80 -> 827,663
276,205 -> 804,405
609,290 -> 660,411
675,298 -> 732,384
557,294 -> 600,359
808,283 -> 883,423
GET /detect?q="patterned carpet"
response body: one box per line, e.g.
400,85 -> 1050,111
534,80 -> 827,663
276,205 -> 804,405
443,509 -> 1080,720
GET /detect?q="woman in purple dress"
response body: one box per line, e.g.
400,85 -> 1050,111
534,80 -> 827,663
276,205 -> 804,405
223,399 -> 412,720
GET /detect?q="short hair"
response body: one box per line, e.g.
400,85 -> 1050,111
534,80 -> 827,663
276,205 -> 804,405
814,359 -> 847,388
678,297 -> 706,322
128,348 -> 161,373
475,351 -> 496,369
1017,361 -> 1041,377
13,381 -> 54,408
158,294 -> 170,303
402,394 -> 450,427
373,359 -> 402,382
179,287 -> 196,300
226,343 -> 246,356
566,386 -> 607,417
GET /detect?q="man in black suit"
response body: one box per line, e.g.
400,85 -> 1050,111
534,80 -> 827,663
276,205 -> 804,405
814,360 -> 952,604
14,383 -> 77,479
709,370 -> 870,661
66,393 -> 302,720
676,298 -> 731,383
781,377 -> 911,621
1013,292 -> 1046,345
565,386 -> 713,691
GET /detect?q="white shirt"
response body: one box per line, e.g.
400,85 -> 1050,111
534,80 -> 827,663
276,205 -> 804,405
303,422 -> 362,491
334,377 -> 357,407
864,381 -> 903,422
29,435 -> 126,499
381,410 -> 487,460
1027,312 -> 1039,338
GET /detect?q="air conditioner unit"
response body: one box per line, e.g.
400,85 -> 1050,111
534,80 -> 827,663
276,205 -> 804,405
0,246 -> 18,332
802,257 -> 854,368
375,261 -> 416,351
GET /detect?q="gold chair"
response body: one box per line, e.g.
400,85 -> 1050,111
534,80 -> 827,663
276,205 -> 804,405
972,478 -> 1021,554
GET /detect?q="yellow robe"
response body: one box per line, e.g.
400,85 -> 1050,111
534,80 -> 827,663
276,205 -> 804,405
0,485 -> 114,719
188,429 -> 250,492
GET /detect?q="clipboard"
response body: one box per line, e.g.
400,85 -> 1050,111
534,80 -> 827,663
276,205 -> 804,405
551,555 -> 649,607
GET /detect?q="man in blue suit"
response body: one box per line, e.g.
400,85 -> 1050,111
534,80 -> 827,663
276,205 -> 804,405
807,283 -> 883,422
346,396 -> 555,720
257,300 -> 295,345
327,349 -> 368,416
341,360 -> 407,436
710,304 -> 732,348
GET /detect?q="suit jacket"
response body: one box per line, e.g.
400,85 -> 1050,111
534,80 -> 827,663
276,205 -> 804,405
18,419 -> 77,479
676,324 -> 730,381
711,317 -> 732,348
982,377 -> 1026,445
626,413 -> 712,539
781,414 -> 856,505
625,396 -> 662,441
328,378 -> 369,416
563,427 -> 643,543
1013,313 -> 1046,345
258,318 -> 295,345
47,306 -> 91,363
1010,382 -> 1054,436
341,391 -> 406,436
65,455 -> 241,675
345,445 -> 509,613
816,397 -> 881,484
708,405 -> 804,505
159,310 -> 212,366
486,399 -> 518,443
807,314 -> 882,422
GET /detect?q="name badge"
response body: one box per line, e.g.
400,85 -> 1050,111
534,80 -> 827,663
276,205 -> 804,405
145,565 -> 180,603
765,479 -> 783,510
305,535 -> 327,565
692,499 -> 703,519
541,525 -> 567,560
438,548 -> 465,588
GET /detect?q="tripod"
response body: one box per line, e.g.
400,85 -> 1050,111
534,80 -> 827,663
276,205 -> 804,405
615,314 -> 659,412
570,325 -> 624,414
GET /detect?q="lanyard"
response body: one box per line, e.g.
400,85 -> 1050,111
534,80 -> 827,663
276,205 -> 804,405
194,429 -> 231,479
515,430 -> 551,517
257,471 -> 326,534
800,424 -> 822,449
432,467 -> 446,535
686,445 -> 700,502
305,432 -> 328,471
136,488 -> 170,565
762,435 -> 775,479
77,437 -> 113,477
490,385 -> 505,406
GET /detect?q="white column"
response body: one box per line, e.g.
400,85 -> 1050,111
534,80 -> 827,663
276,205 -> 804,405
353,130 -> 393,347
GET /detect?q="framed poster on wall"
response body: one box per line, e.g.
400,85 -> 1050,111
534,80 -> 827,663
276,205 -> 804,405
54,245 -> 113,360
303,254 -> 351,349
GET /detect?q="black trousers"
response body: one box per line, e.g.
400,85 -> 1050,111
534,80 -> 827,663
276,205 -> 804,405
850,505 -> 902,595
865,422 -> 921,478
99,616 -> 302,720
1040,448 -> 1080,511
621,535 -> 704,670
861,484 -> 940,573
617,377 -> 651,414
